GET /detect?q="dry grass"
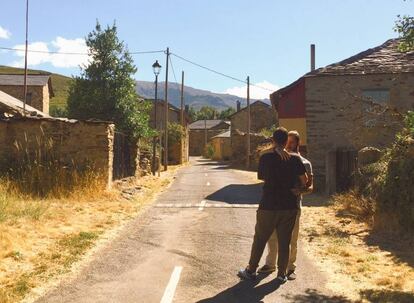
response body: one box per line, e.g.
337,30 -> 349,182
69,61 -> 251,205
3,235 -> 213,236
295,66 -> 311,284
332,191 -> 375,223
0,166 -> 180,303
300,194 -> 414,302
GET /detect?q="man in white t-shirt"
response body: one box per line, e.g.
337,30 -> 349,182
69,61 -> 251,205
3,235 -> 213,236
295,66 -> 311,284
257,130 -> 313,280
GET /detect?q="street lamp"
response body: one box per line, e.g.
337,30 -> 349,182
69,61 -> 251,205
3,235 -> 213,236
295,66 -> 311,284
152,60 -> 162,176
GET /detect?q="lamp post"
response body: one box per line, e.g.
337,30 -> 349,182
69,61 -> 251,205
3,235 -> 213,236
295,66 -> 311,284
152,60 -> 161,176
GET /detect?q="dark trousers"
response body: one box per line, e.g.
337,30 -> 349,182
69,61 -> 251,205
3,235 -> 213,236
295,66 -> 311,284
248,209 -> 298,276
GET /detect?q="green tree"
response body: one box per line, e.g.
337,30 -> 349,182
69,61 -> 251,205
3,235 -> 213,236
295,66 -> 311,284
187,107 -> 198,122
395,14 -> 414,52
196,106 -> 219,120
67,21 -> 152,139
219,107 -> 236,120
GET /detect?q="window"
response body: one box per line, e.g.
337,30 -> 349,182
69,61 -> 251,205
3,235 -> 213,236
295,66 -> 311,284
362,89 -> 389,105
361,89 -> 390,127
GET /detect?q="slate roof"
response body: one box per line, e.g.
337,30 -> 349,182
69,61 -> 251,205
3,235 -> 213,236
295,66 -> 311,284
0,90 -> 49,117
189,119 -> 230,130
0,74 -> 52,86
311,39 -> 414,76
211,130 -> 230,139
270,38 -> 414,101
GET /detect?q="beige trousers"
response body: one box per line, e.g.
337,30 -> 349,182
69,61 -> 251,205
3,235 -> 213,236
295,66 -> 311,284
265,209 -> 301,271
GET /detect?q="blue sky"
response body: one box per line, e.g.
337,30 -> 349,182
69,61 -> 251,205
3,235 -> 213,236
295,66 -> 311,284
0,0 -> 413,98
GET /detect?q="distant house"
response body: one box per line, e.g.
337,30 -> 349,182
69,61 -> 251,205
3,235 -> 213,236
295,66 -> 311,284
148,99 -> 189,164
0,74 -> 53,114
229,100 -> 275,137
228,100 -> 275,164
0,90 -> 49,118
189,119 -> 230,156
209,130 -> 231,161
270,39 -> 414,192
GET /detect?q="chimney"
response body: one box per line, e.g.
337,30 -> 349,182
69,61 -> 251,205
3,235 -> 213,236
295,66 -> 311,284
310,44 -> 316,71
236,100 -> 241,111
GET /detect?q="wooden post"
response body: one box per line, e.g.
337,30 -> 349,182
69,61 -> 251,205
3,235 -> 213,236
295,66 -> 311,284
180,71 -> 184,126
23,0 -> 29,115
326,150 -> 337,195
246,76 -> 251,168
164,47 -> 169,171
204,118 -> 207,149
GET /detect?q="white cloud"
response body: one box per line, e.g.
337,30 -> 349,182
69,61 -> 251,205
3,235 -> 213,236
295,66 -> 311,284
0,26 -> 11,39
224,81 -> 280,100
50,36 -> 89,68
10,37 -> 89,68
11,42 -> 50,67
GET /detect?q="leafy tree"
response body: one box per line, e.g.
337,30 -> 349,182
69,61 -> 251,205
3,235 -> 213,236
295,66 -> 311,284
219,107 -> 236,120
187,106 -> 198,122
67,21 -> 152,139
196,106 -> 219,120
395,14 -> 414,52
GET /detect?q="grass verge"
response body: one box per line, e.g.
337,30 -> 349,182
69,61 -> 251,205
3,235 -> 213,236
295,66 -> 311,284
0,166 -> 180,303
301,194 -> 414,302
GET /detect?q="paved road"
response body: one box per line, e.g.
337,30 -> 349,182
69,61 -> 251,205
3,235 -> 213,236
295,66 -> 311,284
36,158 -> 345,303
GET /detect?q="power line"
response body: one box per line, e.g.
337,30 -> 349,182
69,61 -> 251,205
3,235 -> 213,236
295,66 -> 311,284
1,45 -> 275,93
171,52 -> 274,93
169,55 -> 178,84
0,46 -> 164,55
171,52 -> 245,84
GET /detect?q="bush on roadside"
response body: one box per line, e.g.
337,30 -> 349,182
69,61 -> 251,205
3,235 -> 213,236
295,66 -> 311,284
345,112 -> 414,232
204,143 -> 215,159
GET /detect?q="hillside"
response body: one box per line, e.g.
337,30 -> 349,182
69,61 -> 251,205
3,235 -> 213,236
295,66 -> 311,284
136,80 -> 270,110
0,66 -> 270,111
0,65 -> 71,110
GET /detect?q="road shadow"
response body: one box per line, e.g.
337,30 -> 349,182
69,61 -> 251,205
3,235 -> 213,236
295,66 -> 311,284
363,230 -> 414,268
282,289 -> 355,302
359,289 -> 414,303
205,183 -> 263,204
196,277 -> 283,303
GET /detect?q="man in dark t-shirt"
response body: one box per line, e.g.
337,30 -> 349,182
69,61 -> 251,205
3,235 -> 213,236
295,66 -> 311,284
238,127 -> 307,283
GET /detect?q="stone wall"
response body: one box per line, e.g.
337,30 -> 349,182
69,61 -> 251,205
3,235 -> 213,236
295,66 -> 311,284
189,129 -> 226,156
0,85 -> 48,114
305,73 -> 414,190
231,130 -> 268,169
231,102 -> 276,136
0,117 -> 114,187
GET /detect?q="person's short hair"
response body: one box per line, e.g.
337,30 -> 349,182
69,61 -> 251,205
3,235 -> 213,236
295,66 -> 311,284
272,127 -> 288,145
288,130 -> 300,144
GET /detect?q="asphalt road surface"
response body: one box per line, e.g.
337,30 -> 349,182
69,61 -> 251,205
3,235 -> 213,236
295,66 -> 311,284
36,158 -> 347,303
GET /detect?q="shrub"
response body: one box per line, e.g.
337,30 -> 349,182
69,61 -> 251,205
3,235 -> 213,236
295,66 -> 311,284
204,144 -> 215,159
167,122 -> 185,145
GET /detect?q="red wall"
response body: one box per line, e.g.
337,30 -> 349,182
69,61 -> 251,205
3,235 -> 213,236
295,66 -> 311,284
277,78 -> 306,119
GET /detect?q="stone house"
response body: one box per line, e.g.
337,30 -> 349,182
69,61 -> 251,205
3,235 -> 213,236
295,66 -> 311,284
209,130 -> 231,161
229,100 -> 275,136
228,100 -> 275,163
0,74 -> 53,114
149,99 -> 189,164
189,119 -> 230,156
270,39 -> 414,192
0,90 -> 114,187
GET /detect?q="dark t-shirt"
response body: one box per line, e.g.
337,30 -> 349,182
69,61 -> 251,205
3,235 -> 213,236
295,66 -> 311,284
257,151 -> 306,210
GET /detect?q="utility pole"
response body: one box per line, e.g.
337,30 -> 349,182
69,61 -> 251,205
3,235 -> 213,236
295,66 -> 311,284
23,0 -> 29,115
246,76 -> 251,169
204,118 -> 207,148
164,47 -> 170,171
152,73 -> 159,176
180,71 -> 185,126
